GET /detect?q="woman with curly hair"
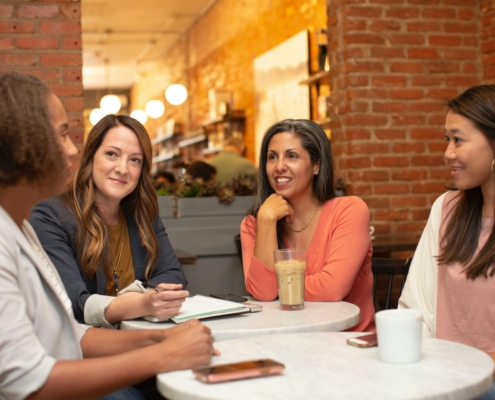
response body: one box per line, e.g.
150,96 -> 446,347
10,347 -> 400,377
30,114 -> 188,328
0,72 -> 214,400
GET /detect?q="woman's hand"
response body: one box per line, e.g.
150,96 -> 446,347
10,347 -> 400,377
257,194 -> 294,224
143,283 -> 188,320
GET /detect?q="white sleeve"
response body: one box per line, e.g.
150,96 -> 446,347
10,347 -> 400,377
398,192 -> 446,338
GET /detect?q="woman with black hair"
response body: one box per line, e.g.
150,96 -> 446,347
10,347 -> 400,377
241,119 -> 375,332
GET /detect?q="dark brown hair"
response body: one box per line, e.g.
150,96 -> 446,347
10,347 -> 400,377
63,114 -> 159,280
438,85 -> 495,279
249,119 -> 335,248
0,72 -> 64,186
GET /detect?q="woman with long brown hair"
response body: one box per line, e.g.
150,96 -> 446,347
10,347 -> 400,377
30,114 -> 188,328
399,85 -> 495,399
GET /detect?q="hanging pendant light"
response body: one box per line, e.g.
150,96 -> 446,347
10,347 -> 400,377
145,100 -> 165,119
130,109 -> 148,125
89,108 -> 106,125
100,94 -> 121,114
165,84 -> 188,106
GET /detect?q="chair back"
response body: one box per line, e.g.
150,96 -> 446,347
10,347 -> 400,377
372,257 -> 412,310
234,234 -> 243,264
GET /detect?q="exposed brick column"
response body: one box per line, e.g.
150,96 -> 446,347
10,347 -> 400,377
0,1 -> 84,148
327,0 -> 481,237
482,0 -> 495,83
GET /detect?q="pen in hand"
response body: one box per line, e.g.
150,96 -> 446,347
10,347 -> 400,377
143,282 -> 192,297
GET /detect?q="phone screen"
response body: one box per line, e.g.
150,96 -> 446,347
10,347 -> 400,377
210,293 -> 247,303
193,359 -> 285,383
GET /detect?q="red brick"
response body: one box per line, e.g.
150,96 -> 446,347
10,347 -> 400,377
430,169 -> 451,179
345,114 -> 388,126
370,20 -> 401,32
352,102 -> 368,112
347,143 -> 389,155
372,76 -> 407,86
428,113 -> 448,125
412,209 -> 431,220
17,37 -> 58,50
348,170 -> 390,181
463,36 -> 478,46
344,61 -> 384,73
0,37 -> 14,50
369,0 -> 404,3
374,157 -> 409,167
50,83 -> 83,97
68,113 -> 83,128
458,9 -> 475,20
428,35 -> 461,46
370,47 -> 405,58
40,53 -> 82,67
62,68 -> 82,83
344,34 -> 385,45
375,129 -> 406,140
349,184 -> 373,196
407,48 -> 440,59
344,75 -> 368,86
347,128 -> 371,140
18,68 -> 59,83
343,47 -> 366,59
0,5 -> 13,17
0,21 -> 35,34
375,209 -> 410,220
428,142 -> 448,152
411,128 -> 443,140
40,21 -> 81,35
409,101 -> 444,112
444,23 -> 478,34
344,20 -> 367,31
392,143 -> 425,153
373,102 -> 408,113
426,88 -> 459,100
389,89 -> 424,100
60,4 -> 80,20
427,62 -> 460,73
17,5 -> 58,18
0,53 -> 36,66
390,62 -> 424,73
347,6 -> 383,18
392,114 -> 426,126
444,49 -> 478,59
411,182 -> 446,193
389,34 -> 425,45
481,38 -> 495,53
411,76 -> 442,86
392,170 -> 428,181
422,8 -> 456,19
62,98 -> 84,112
445,76 -> 481,87
343,157 -> 372,169
374,183 -> 410,194
407,22 -> 442,32
411,155 -> 445,166
61,36 -> 82,50
407,0 -> 440,4
385,8 -> 420,18
365,197 -> 390,209
346,88 -> 388,100
391,195 -> 427,207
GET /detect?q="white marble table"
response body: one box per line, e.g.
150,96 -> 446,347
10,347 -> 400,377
120,300 -> 360,342
157,332 -> 494,400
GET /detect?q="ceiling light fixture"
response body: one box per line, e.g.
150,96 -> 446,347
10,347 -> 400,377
100,94 -> 121,114
165,84 -> 188,106
130,109 -> 148,124
89,108 -> 106,125
145,100 -> 165,119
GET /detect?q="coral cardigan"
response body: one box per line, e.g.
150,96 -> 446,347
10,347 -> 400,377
241,196 -> 375,332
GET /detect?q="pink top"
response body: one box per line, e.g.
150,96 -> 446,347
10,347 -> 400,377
241,196 -> 375,332
436,192 -> 495,353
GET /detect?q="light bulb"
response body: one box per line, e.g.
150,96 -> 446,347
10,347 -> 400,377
100,94 -> 121,114
89,108 -> 106,125
145,100 -> 165,119
165,84 -> 188,106
130,109 -> 148,125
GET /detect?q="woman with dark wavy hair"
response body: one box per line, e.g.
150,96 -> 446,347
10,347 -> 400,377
30,114 -> 188,328
241,119 -> 375,332
0,72 -> 214,400
399,85 -> 495,397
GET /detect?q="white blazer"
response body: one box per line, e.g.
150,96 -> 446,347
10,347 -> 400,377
0,206 -> 90,400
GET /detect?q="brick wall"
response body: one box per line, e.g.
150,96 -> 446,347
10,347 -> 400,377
327,0 -> 482,237
482,0 -> 495,83
131,0 -> 327,162
0,1 -> 84,148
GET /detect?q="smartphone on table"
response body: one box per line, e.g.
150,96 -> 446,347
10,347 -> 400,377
210,293 -> 247,303
346,333 -> 378,348
192,359 -> 285,383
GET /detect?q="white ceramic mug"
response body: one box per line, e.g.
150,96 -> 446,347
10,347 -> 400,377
375,309 -> 422,364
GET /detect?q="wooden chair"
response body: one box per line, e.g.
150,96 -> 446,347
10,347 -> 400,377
372,257 -> 412,310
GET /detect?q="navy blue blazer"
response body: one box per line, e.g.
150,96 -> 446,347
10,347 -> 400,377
29,196 -> 187,323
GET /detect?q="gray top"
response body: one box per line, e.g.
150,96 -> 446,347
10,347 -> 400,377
29,196 -> 187,326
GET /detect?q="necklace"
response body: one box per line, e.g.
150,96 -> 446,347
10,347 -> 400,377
113,241 -> 123,294
286,203 -> 319,233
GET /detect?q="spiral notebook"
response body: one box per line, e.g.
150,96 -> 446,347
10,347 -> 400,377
143,295 -> 250,323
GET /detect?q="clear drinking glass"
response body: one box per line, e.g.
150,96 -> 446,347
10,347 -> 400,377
273,248 -> 306,311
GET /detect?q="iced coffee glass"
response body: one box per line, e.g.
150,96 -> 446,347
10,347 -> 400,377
273,248 -> 306,311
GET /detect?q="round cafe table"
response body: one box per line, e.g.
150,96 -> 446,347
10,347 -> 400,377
157,332 -> 495,400
120,299 -> 360,342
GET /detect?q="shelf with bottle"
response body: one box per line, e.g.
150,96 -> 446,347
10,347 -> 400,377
152,118 -> 183,166
202,110 -> 245,155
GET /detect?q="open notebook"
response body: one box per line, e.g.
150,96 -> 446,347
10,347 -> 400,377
143,295 -> 250,323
